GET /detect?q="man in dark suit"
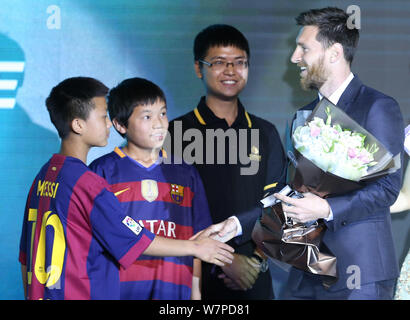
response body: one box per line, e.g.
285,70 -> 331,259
274,7 -> 404,299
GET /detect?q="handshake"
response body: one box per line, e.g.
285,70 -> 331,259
192,217 -> 267,292
192,217 -> 239,243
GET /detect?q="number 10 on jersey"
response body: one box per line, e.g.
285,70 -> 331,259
27,208 -> 66,289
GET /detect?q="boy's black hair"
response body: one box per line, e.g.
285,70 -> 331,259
46,77 -> 108,139
107,77 -> 166,138
193,24 -> 250,63
295,7 -> 359,64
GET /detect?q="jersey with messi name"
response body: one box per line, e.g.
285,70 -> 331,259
89,147 -> 212,300
19,154 -> 155,300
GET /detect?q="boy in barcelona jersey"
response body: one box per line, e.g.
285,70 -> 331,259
90,77 -> 214,300
18,77 -> 234,300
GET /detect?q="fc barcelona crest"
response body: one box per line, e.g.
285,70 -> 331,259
170,184 -> 184,204
141,179 -> 158,202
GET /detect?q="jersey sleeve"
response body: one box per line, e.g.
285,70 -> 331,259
190,165 -> 213,234
90,185 -> 156,269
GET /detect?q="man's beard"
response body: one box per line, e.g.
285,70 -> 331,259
300,57 -> 329,91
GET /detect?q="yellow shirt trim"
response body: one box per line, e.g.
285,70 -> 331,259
194,107 -> 252,128
114,147 -> 126,158
194,108 -> 206,125
244,111 -> 252,128
161,148 -> 168,159
263,182 -> 278,191
115,146 -> 167,160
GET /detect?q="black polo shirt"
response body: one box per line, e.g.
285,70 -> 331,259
167,97 -> 286,299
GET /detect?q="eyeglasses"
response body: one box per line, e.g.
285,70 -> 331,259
198,59 -> 249,71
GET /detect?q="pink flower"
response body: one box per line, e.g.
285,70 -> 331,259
348,148 -> 357,158
358,152 -> 370,164
310,125 -> 321,138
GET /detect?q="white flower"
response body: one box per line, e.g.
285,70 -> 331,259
293,114 -> 378,181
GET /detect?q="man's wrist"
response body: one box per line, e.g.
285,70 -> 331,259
229,216 -> 242,236
324,201 -> 334,221
251,250 -> 268,272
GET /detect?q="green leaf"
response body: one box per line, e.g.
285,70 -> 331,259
325,107 -> 332,125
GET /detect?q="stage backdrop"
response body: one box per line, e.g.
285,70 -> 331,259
0,0 -> 409,299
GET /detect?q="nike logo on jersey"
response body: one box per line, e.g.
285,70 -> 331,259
114,187 -> 130,196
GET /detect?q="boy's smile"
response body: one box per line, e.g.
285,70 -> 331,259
114,98 -> 168,162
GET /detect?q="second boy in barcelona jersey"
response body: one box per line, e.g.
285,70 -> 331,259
90,78 -> 213,300
90,147 -> 211,299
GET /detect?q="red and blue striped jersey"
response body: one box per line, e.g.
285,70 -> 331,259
19,154 -> 155,300
89,147 -> 212,300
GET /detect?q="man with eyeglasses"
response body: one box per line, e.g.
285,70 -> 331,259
168,24 -> 287,300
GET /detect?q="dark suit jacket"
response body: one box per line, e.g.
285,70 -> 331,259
291,76 -> 404,292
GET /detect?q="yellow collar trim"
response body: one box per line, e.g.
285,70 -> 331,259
114,147 -> 126,158
194,108 -> 206,125
161,148 -> 168,159
114,146 -> 167,159
194,107 -> 252,128
244,111 -> 252,128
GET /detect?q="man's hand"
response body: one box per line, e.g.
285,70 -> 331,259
192,237 -> 235,267
190,217 -> 238,243
218,253 -> 260,291
274,191 -> 330,223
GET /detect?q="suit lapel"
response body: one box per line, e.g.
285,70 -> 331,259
336,75 -> 363,112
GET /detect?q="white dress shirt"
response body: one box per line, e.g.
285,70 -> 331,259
318,72 -> 354,221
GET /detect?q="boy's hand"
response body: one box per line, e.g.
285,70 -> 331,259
193,237 -> 234,266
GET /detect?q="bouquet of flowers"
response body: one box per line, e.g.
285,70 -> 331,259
293,106 -> 378,181
252,98 -> 401,283
287,98 -> 400,197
